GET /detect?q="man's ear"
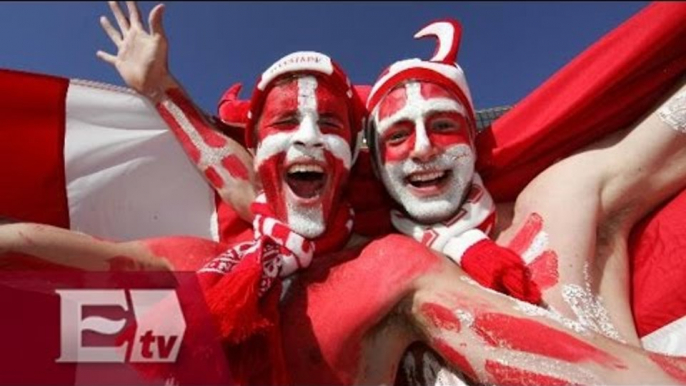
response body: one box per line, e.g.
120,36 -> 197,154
364,117 -> 383,180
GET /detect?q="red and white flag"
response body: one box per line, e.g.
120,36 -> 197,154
0,69 -> 222,242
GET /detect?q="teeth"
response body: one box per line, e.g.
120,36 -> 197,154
288,164 -> 324,174
409,171 -> 445,182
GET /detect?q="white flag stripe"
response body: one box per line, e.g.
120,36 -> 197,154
641,315 -> 686,356
64,79 -> 219,241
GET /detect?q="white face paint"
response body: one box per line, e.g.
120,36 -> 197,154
254,76 -> 352,238
381,144 -> 475,224
373,81 -> 476,224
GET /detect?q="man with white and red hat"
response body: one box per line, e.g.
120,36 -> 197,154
364,10 -> 686,385
365,19 -> 541,304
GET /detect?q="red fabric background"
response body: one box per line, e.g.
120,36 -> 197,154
0,69 -> 69,227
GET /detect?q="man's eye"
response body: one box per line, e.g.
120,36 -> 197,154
432,119 -> 459,132
272,118 -> 298,127
386,130 -> 410,144
319,119 -> 343,130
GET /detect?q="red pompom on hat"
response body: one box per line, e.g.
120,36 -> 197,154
366,19 -> 477,141
218,51 -> 367,163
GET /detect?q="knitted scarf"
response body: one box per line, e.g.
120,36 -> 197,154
390,173 -> 540,303
197,193 -> 354,385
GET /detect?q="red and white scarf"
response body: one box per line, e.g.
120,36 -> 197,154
390,173 -> 496,249
390,173 -> 541,304
196,193 -> 354,385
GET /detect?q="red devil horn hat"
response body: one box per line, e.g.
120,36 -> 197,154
218,83 -> 250,129
217,51 -> 367,164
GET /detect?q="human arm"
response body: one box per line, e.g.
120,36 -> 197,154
497,77 -> 686,344
406,262 -> 686,385
96,1 -> 257,221
0,223 -> 171,271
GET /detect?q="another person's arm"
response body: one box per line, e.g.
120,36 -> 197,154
0,223 -> 170,271
96,1 -> 257,221
495,77 -> 686,346
407,261 -> 686,385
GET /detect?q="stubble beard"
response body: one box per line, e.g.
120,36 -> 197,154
381,144 -> 476,224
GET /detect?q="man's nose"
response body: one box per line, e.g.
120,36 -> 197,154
410,122 -> 438,162
292,115 -> 324,149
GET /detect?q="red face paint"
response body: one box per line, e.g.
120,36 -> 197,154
256,152 -> 288,221
649,353 -> 686,383
256,80 -> 300,142
377,83 -> 456,121
529,250 -> 559,290
485,360 -> 577,386
473,312 -> 625,369
255,76 -> 352,230
421,303 -> 461,332
257,78 -> 352,143
376,82 -> 471,165
432,338 -> 477,381
377,84 -> 407,122
507,213 -> 544,256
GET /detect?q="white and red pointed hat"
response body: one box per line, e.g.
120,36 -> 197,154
367,19 -> 477,139
217,51 -> 367,162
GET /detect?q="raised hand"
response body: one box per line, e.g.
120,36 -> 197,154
97,1 -> 173,101
97,1 -> 257,221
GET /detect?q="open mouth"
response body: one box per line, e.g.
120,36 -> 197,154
406,170 -> 452,189
286,163 -> 327,199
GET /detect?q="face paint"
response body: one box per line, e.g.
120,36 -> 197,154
373,81 -> 475,224
254,76 -> 352,238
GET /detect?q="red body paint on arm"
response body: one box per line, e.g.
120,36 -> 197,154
156,105 -> 202,163
507,213 -> 543,255
164,88 -> 227,148
528,250 -> 559,290
485,360 -> 578,386
421,303 -> 461,331
204,167 -> 225,189
432,338 -> 477,381
474,313 -> 624,369
222,154 -> 250,181
155,88 -> 251,197
507,213 -> 560,289
649,353 -> 686,383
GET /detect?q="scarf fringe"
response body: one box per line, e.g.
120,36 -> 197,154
205,252 -> 272,343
